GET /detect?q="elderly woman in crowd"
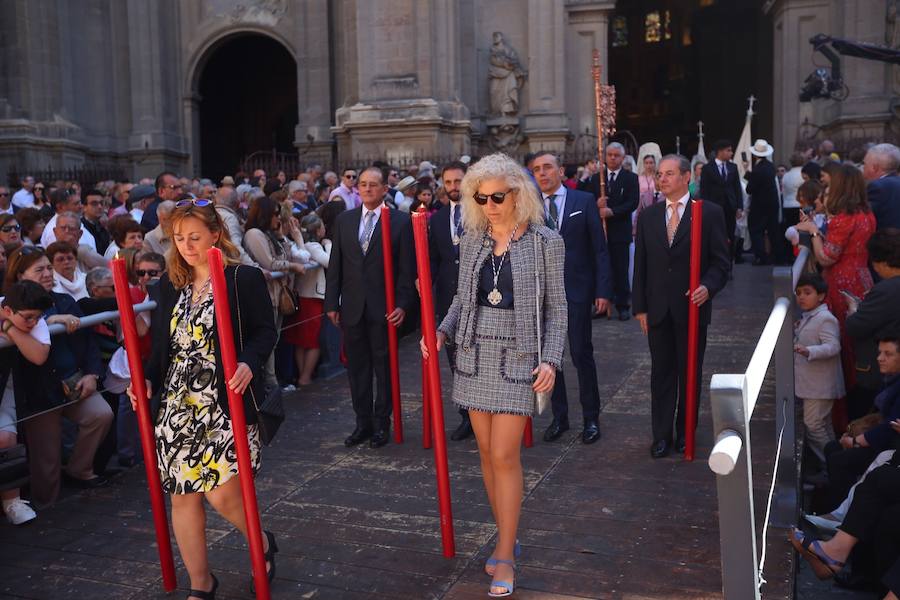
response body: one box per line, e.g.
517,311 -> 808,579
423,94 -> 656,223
47,241 -> 88,300
104,215 -> 144,260
128,200 -> 277,598
422,152 -> 566,597
0,214 -> 22,251
796,163 -> 877,428
4,246 -> 113,506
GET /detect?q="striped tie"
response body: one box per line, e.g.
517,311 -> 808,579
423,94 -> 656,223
667,202 -> 681,246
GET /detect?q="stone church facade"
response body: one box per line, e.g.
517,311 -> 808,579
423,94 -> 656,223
0,0 -> 897,182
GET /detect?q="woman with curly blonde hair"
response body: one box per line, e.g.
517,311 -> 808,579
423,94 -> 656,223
422,153 -> 567,597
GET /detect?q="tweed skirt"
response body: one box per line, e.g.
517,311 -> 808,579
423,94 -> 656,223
452,306 -> 536,416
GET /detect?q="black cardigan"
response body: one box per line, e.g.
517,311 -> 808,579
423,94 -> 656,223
143,265 -> 277,426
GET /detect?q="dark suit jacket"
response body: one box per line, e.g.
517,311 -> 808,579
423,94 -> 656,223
745,159 -> 779,220
554,188 -> 613,303
578,169 -> 639,245
632,199 -> 731,327
428,203 -> 460,319
700,161 -> 742,212
324,206 -> 416,326
846,276 -> 900,390
867,174 -> 900,230
144,265 -> 277,425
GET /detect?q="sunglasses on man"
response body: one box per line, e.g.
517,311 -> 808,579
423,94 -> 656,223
135,269 -> 160,278
473,190 -> 513,205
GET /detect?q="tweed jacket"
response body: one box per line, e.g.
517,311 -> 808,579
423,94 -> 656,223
438,224 -> 567,370
793,303 -> 845,399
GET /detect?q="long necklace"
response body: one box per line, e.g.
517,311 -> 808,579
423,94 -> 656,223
190,277 -> 211,306
487,224 -> 519,306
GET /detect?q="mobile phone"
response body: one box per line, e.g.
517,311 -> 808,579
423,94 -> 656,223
740,151 -> 748,163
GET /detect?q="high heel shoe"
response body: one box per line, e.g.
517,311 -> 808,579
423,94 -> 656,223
186,573 -> 218,600
250,530 -> 280,593
484,540 -> 520,576
488,559 -> 516,598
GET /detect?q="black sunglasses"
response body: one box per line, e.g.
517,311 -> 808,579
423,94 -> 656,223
1,224 -> 20,233
473,190 -> 513,205
135,269 -> 160,277
175,198 -> 212,208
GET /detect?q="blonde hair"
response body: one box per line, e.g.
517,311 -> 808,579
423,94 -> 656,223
460,152 -> 544,233
166,203 -> 241,289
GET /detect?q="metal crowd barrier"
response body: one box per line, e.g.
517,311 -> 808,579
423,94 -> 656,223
707,246 -> 809,599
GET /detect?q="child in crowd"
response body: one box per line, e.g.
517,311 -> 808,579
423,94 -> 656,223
794,273 -> 845,471
0,280 -> 53,524
785,179 -> 824,251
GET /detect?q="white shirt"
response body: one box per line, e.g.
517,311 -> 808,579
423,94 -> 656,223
543,184 -> 567,229
357,202 -> 384,244
715,159 -> 729,179
781,166 -> 803,209
607,168 -> 622,184
41,213 -> 97,250
0,203 -> 13,215
11,189 -> 34,209
665,193 -> 690,226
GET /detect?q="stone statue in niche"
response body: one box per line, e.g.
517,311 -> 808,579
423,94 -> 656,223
489,32 -> 528,117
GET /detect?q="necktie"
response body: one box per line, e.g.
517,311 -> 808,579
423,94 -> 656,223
720,163 -> 727,180
546,194 -> 559,229
452,203 -> 461,239
667,202 -> 681,246
360,210 -> 375,253
609,171 -> 617,186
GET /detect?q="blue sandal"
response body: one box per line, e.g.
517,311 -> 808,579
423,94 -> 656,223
485,540 -> 521,575
488,559 -> 516,598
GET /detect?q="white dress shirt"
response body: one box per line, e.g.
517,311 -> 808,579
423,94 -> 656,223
665,192 -> 690,226
715,159 -> 729,179
41,213 -> 97,250
357,202 -> 384,243
543,184 -> 567,229
11,189 -> 34,209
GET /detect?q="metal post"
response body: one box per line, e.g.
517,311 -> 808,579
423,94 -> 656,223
772,267 -> 799,527
710,374 -> 761,600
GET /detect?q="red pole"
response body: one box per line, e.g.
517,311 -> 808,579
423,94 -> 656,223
380,206 -> 403,443
422,356 -> 432,449
685,200 -> 703,462
111,257 -> 176,592
523,417 -> 533,448
411,212 -> 456,558
207,249 -> 270,599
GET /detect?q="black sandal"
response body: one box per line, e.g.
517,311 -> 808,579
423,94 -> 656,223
186,573 -> 218,600
250,531 -> 279,593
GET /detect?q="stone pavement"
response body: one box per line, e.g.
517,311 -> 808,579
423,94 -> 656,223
1,265 -> 798,599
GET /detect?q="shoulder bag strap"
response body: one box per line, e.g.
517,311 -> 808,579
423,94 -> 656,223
534,229 -> 541,366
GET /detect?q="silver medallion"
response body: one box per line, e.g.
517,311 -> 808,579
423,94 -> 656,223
487,288 -> 503,306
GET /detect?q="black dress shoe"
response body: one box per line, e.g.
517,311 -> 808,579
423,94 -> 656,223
581,420 -> 601,444
450,418 -> 473,441
62,472 -> 109,489
676,437 -> 686,453
542,419 -> 569,442
369,429 -> 390,448
650,439 -> 670,459
618,310 -> 631,321
344,427 -> 373,447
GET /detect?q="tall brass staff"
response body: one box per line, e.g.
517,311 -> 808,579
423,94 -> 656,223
592,49 -> 616,317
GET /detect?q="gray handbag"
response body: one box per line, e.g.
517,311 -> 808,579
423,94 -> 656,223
534,230 -> 550,415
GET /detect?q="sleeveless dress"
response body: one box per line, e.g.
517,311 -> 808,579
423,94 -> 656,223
155,285 -> 261,494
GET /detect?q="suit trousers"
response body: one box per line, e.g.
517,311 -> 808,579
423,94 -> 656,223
608,241 -> 631,310
749,211 -> 780,262
23,391 -> 113,507
647,311 -> 707,443
342,314 -> 392,430
551,301 -> 601,423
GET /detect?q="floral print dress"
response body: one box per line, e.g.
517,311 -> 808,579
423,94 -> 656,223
156,285 -> 260,494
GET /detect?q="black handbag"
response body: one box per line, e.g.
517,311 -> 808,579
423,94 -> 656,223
234,266 -> 285,445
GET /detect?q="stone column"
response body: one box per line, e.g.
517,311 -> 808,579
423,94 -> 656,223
293,0 -> 335,161
522,0 -> 569,153
564,0 -> 616,155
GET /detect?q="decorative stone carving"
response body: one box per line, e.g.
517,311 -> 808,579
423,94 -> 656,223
487,116 -> 524,152
209,0 -> 287,26
489,32 -> 528,117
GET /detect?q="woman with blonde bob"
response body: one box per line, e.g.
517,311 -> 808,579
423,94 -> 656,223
421,152 -> 567,597
127,200 -> 278,599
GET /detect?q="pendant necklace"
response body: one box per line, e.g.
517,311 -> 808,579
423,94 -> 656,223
487,224 -> 519,306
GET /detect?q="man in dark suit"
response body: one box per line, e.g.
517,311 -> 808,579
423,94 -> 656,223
744,139 -> 781,266
427,161 -> 472,441
578,142 -> 639,320
325,167 -> 416,448
700,139 -> 743,261
532,152 -> 613,444
863,143 -> 900,231
633,154 -> 731,458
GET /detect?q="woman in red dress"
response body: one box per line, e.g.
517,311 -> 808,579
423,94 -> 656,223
796,163 -> 876,429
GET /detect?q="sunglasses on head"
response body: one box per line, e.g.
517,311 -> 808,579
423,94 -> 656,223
473,190 -> 513,205
135,269 -> 160,277
175,198 -> 212,208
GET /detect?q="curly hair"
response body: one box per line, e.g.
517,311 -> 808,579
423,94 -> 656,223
459,152 -> 544,233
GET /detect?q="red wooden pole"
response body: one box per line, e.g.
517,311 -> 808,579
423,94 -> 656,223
523,417 -> 534,448
207,249 -> 270,599
685,200 -> 703,462
411,212 -> 456,558
422,356 -> 432,449
111,257 -> 177,592
380,206 -> 403,443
